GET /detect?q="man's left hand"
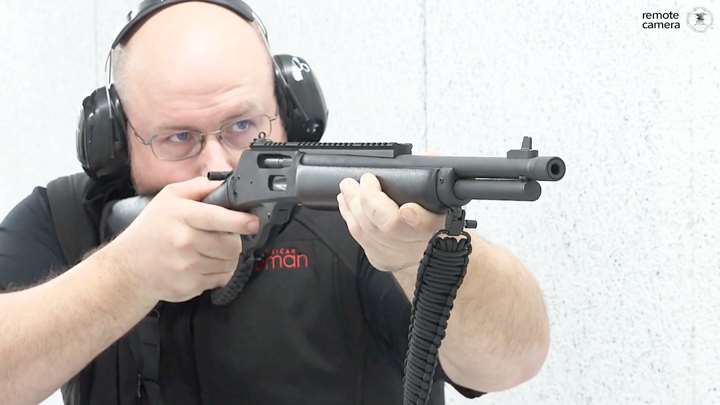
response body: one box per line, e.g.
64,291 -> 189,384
337,173 -> 446,272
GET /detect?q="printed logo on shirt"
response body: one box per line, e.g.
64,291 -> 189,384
255,247 -> 310,271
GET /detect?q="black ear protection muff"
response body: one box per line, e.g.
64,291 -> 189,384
77,0 -> 328,180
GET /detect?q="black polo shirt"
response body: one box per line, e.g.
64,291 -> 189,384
0,186 -> 484,404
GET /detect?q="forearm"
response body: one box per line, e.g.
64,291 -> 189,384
0,246 -> 158,404
392,231 -> 549,392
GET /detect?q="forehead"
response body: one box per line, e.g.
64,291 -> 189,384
118,2 -> 275,127
122,2 -> 271,86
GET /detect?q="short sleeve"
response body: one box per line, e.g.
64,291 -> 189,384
0,187 -> 66,291
436,362 -> 486,399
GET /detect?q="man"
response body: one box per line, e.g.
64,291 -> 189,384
0,2 -> 549,404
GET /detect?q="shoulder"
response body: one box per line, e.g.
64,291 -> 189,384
1,186 -> 54,233
0,187 -> 65,290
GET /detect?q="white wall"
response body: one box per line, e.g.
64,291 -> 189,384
1,1 -> 718,404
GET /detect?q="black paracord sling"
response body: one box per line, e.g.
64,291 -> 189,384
209,253 -> 262,305
209,207 -> 295,305
403,207 -> 475,405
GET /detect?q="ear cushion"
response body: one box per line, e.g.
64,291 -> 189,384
76,86 -> 128,179
273,54 -> 328,142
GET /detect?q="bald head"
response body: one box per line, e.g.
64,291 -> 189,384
112,1 -> 272,106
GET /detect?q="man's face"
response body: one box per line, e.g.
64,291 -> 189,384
119,2 -> 286,194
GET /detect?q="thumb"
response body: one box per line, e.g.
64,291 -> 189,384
399,203 -> 446,233
161,176 -> 225,201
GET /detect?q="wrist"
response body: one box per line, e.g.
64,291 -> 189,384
91,242 -> 160,307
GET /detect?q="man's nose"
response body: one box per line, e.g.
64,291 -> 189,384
198,136 -> 236,175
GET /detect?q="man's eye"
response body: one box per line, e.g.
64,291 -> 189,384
229,119 -> 252,133
164,132 -> 193,143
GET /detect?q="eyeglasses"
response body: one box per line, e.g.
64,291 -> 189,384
128,113 -> 278,161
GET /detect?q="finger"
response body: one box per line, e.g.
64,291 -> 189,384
399,203 -> 446,233
338,194 -> 392,252
190,246 -> 239,270
192,231 -> 243,261
203,272 -> 234,289
340,176 -> 382,233
346,186 -> 380,235
339,177 -> 361,201
195,252 -> 240,277
162,176 -> 225,201
182,201 -> 260,234
359,174 -> 399,231
337,193 -> 364,240
339,178 -> 373,234
359,173 -> 382,192
201,266 -> 238,277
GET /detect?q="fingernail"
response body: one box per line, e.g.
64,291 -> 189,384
401,210 -> 418,226
247,219 -> 260,233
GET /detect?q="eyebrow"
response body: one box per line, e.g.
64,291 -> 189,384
155,100 -> 263,132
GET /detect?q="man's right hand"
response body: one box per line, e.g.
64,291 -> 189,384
106,177 -> 260,303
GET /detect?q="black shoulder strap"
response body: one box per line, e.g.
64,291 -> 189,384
47,173 -> 100,405
46,173 -> 99,266
129,306 -> 165,404
48,173 -> 166,404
